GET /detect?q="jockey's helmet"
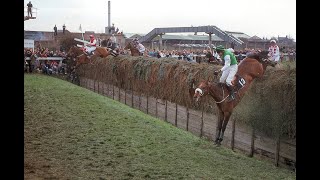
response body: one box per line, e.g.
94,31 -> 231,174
89,35 -> 94,38
215,45 -> 225,52
270,40 -> 276,43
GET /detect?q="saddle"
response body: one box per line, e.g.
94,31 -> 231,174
234,74 -> 246,90
219,75 -> 246,101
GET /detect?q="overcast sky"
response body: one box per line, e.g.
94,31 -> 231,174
24,0 -> 296,40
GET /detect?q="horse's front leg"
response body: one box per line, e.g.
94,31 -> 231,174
214,110 -> 224,145
218,112 -> 232,144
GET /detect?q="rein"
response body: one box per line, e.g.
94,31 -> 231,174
195,84 -> 229,104
195,81 -> 246,104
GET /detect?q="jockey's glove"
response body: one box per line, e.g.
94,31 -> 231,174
214,70 -> 220,75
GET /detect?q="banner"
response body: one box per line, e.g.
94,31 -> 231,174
24,39 -> 34,50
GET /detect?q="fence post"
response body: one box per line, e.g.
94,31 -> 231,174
118,86 -> 121,102
165,100 -> 168,122
186,107 -> 189,131
103,82 -> 105,96
275,135 -> 281,167
139,93 -> 141,110
249,127 -> 255,157
107,82 -> 110,97
97,81 -> 100,94
200,107 -> 204,137
175,103 -> 178,127
231,118 -> 236,151
86,78 -> 89,89
93,80 -> 96,92
131,82 -> 134,108
146,94 -> 149,114
125,87 -> 127,105
156,99 -> 158,118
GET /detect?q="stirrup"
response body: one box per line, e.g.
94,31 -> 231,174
227,94 -> 235,102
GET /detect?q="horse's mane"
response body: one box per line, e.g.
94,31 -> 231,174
245,50 -> 269,62
101,39 -> 109,47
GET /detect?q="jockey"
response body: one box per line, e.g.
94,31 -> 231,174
107,34 -> 118,50
106,34 -> 120,56
268,40 -> 280,62
214,45 -> 238,101
84,35 -> 97,55
132,38 -> 145,55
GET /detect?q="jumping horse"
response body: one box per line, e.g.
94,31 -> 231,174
124,41 -> 143,56
193,51 -> 277,145
67,46 -> 113,67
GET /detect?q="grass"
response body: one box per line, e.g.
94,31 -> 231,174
24,74 -> 296,180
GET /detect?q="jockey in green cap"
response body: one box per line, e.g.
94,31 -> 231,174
214,45 -> 238,101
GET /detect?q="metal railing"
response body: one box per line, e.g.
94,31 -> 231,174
24,7 -> 37,19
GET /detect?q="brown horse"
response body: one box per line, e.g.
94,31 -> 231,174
124,41 -> 143,56
67,46 -> 113,67
193,50 -> 276,145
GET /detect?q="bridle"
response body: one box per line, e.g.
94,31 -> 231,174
194,84 -> 230,104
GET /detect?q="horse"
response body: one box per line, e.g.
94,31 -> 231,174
124,41 -> 143,56
193,50 -> 277,145
67,46 -> 113,67
101,39 -> 120,57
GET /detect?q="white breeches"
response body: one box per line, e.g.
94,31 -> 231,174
85,46 -> 96,54
271,55 -> 280,62
219,64 -> 238,86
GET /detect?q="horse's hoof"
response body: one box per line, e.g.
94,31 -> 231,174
213,141 -> 221,146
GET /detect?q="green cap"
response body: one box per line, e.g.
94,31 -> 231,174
215,45 -> 225,51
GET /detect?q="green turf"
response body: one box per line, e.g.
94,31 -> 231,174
24,74 -> 296,179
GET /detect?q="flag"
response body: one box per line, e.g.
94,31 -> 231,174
79,24 -> 82,32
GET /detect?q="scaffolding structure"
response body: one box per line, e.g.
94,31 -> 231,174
24,7 -> 37,21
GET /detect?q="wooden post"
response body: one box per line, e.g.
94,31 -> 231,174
165,100 -> 168,122
118,86 -> 121,102
112,84 -> 114,100
231,118 -> 236,151
175,103 -> 178,126
186,107 -> 189,131
93,80 -> 96,92
108,82 -> 110,97
249,127 -> 255,157
86,78 -> 89,89
146,95 -> 149,114
104,83 -> 109,96
139,93 -> 141,110
125,88 -> 127,105
102,82 -> 105,96
131,83 -> 134,108
200,107 -> 204,137
156,99 -> 158,118
97,81 -> 100,94
275,135 -> 281,167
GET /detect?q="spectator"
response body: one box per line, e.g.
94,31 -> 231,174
54,25 -> 58,36
27,1 -> 33,17
25,49 -> 33,73
63,24 -> 66,34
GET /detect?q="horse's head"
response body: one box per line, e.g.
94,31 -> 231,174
124,41 -> 133,50
193,81 -> 210,102
246,50 -> 277,69
101,39 -> 111,47
67,46 -> 78,58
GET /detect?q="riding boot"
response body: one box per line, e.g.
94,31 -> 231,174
226,85 -> 235,101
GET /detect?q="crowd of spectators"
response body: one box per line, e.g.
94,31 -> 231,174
24,46 -> 67,75
24,43 -> 296,76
